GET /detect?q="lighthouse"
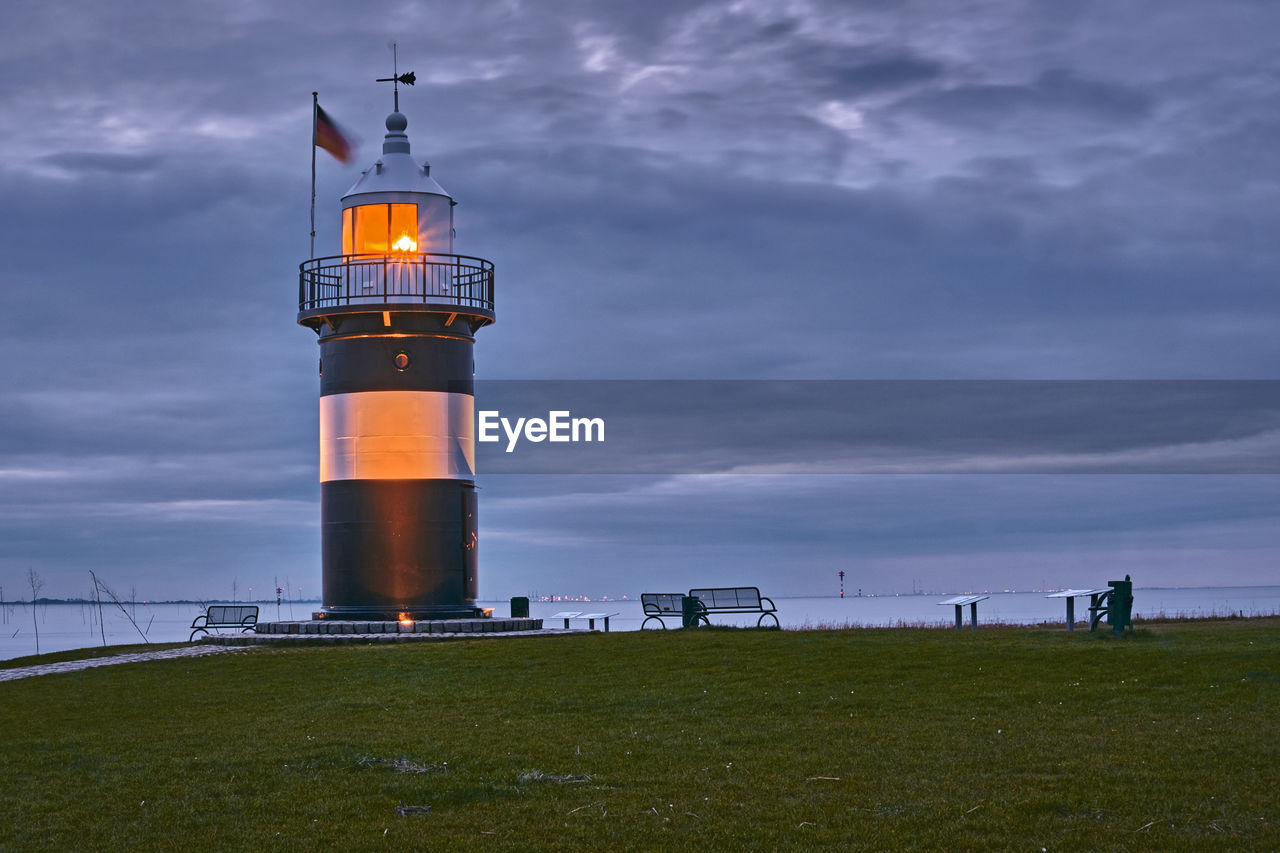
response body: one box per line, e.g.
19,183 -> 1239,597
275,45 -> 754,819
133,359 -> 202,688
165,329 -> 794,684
298,104 -> 495,620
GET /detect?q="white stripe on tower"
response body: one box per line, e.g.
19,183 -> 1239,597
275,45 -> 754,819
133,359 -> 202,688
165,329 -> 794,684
320,391 -> 475,481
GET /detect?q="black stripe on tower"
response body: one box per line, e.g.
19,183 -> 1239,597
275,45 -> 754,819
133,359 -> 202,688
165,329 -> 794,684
321,480 -> 477,617
320,333 -> 474,397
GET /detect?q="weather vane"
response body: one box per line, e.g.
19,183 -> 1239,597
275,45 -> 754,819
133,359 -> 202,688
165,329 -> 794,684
376,42 -> 416,112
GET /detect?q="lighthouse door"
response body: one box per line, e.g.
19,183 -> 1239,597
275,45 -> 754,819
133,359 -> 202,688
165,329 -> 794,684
461,486 -> 478,599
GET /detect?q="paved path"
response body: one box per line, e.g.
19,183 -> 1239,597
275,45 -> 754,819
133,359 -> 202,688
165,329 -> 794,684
0,645 -> 246,682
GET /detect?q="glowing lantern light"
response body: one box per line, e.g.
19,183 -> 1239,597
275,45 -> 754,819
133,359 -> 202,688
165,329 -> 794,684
392,233 -> 417,252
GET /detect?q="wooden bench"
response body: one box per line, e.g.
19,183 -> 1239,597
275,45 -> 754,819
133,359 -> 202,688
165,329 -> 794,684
689,587 -> 779,628
189,605 -> 259,641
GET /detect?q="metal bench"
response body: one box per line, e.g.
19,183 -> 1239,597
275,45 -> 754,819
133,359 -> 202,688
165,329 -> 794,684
550,611 -> 620,632
640,593 -> 686,629
689,587 -> 779,628
189,605 -> 259,641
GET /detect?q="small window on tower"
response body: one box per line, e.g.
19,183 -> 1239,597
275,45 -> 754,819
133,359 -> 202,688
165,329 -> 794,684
353,204 -> 389,253
389,203 -> 418,252
348,203 -> 418,254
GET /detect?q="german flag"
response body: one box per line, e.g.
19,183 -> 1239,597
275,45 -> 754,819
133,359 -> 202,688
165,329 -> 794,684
315,104 -> 354,164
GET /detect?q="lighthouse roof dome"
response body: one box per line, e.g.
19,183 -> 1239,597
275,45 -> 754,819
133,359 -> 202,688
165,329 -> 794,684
342,112 -> 452,202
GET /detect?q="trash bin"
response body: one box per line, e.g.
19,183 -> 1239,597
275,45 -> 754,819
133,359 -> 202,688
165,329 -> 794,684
510,596 -> 530,618
681,595 -> 703,629
1107,576 -> 1133,635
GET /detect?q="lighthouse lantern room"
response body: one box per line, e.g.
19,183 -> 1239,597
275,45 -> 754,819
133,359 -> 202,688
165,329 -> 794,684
340,111 -> 454,257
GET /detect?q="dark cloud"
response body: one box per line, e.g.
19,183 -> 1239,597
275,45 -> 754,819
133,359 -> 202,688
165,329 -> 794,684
39,152 -> 159,174
1034,69 -> 1153,120
0,0 -> 1278,600
477,474 -> 1280,596
467,381 -> 1280,474
788,44 -> 945,97
897,68 -> 1154,128
756,20 -> 801,42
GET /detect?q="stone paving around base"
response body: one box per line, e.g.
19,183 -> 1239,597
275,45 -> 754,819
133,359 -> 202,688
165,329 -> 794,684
251,617 -> 542,636
205,629 -> 578,647
0,644 -> 246,683
208,618 -> 581,648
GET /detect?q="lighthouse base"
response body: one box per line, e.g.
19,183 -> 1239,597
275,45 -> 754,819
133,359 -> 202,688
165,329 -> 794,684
200,617 -> 548,647
252,616 -> 541,637
313,604 -> 486,621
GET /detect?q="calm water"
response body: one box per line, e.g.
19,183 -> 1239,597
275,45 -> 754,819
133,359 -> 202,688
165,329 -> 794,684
2,586 -> 1277,661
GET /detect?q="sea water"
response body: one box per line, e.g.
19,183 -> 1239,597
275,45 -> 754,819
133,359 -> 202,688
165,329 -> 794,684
2,587 -> 1277,661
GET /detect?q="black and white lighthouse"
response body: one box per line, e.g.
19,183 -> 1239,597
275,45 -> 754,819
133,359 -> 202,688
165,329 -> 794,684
298,103 -> 495,620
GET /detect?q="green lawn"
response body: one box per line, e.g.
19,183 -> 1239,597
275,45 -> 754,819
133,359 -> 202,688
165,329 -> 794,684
2,620 -> 1276,851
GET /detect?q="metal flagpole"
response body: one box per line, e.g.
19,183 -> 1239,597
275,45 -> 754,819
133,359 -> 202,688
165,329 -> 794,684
310,91 -> 318,259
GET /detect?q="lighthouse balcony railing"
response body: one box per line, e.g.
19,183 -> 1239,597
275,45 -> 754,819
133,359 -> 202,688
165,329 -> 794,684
299,252 -> 494,313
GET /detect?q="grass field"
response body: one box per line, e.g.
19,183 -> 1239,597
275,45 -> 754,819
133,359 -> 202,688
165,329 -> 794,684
1,620 -> 1276,851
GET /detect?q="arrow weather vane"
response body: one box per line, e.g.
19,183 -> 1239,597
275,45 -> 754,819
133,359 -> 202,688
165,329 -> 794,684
376,42 -> 416,112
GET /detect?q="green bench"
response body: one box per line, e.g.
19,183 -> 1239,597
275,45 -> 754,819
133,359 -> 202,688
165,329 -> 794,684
640,593 -> 685,629
189,605 -> 259,641
641,588 -> 779,629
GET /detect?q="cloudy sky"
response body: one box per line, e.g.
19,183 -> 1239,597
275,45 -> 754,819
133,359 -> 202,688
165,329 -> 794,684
2,0 -> 1278,601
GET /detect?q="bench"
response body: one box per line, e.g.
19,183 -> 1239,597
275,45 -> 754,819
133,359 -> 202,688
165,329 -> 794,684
640,593 -> 686,629
689,587 -> 779,628
641,589 -> 780,629
190,605 -> 259,641
550,611 -> 620,632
